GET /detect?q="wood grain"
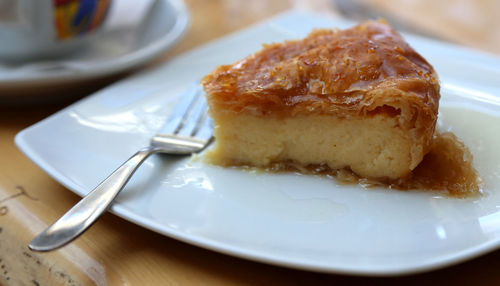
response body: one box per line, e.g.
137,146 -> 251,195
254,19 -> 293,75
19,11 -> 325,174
1,0 -> 499,285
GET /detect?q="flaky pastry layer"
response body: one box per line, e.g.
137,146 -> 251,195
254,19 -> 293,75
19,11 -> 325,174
202,20 -> 440,178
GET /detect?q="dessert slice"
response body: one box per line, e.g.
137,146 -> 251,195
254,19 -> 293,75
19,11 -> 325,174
202,20 -> 440,180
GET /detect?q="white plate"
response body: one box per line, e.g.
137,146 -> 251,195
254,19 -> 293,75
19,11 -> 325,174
15,11 -> 500,276
0,0 -> 188,91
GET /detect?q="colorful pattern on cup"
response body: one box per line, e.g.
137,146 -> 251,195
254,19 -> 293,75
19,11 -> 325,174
53,0 -> 111,40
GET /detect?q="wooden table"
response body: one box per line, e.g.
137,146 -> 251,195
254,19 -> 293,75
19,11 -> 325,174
1,0 -> 499,285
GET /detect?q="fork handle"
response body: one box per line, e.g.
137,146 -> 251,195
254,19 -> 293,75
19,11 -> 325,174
29,147 -> 158,252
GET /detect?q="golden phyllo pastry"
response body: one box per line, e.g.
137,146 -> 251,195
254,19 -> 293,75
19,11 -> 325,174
202,20 -> 440,179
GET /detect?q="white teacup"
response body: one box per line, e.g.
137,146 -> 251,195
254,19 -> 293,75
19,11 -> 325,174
0,0 -> 111,63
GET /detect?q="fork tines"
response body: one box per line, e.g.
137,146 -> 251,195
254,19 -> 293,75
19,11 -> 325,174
158,84 -> 212,142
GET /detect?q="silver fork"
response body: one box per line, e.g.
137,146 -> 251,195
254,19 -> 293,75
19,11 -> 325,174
29,84 -> 213,252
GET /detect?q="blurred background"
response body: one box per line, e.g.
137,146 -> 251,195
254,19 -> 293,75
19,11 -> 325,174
173,0 -> 500,56
1,0 -> 499,105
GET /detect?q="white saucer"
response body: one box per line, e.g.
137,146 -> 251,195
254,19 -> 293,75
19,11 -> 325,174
0,0 -> 188,94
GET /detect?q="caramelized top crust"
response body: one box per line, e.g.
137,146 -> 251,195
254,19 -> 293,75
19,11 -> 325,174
202,20 -> 440,124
